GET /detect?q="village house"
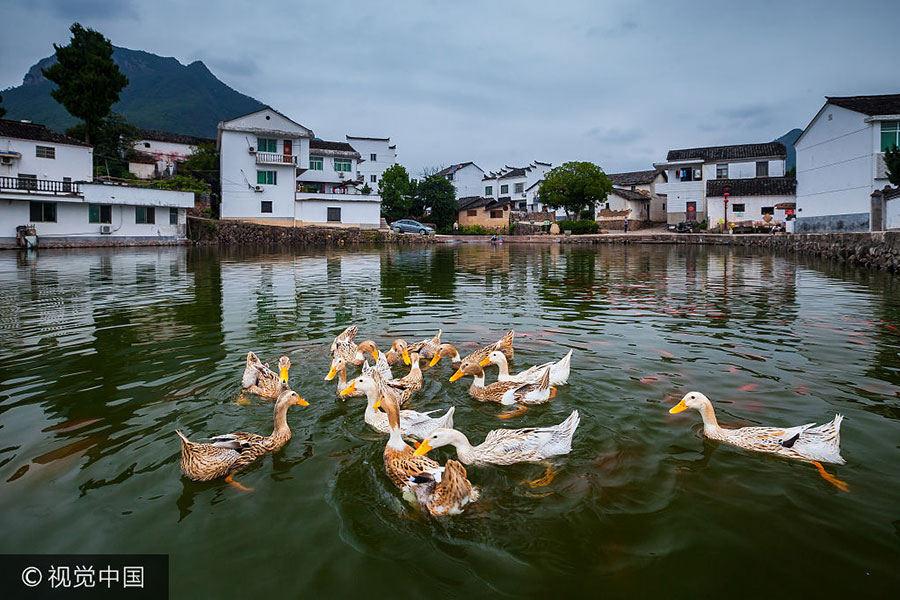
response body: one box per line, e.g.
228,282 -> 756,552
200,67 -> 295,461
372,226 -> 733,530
0,119 -> 193,247
482,162 -> 552,212
437,162 -> 485,199
130,128 -> 214,179
794,94 -> 900,233
654,142 -> 793,228
457,196 -> 511,231
218,107 -> 382,228
605,169 -> 668,222
345,136 -> 397,190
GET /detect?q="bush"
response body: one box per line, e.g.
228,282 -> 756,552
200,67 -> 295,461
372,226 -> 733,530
458,225 -> 494,235
556,219 -> 599,235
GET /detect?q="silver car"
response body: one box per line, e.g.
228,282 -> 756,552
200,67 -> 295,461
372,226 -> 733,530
391,219 -> 434,235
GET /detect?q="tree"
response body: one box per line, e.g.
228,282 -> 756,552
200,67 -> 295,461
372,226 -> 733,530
378,164 -> 412,222
884,145 -> 900,186
42,23 -> 128,145
67,112 -> 137,178
417,174 -> 457,230
0,92 -> 5,119
538,161 -> 612,218
179,142 -> 220,216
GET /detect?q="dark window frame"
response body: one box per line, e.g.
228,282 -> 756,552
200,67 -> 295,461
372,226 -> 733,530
135,206 -> 156,224
169,207 -> 179,224
756,161 -> 769,177
89,204 -> 112,224
260,201 -> 273,213
29,201 -> 57,222
327,207 -> 341,222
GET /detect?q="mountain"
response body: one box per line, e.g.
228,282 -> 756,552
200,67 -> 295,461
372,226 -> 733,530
0,46 -> 266,139
774,128 -> 802,172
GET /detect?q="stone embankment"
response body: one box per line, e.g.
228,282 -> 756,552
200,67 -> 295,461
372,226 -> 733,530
188,217 -> 437,247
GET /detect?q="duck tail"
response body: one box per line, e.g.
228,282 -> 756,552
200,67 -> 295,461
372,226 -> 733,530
497,329 -> 515,359
440,406 -> 455,429
175,430 -> 191,445
537,366 -> 551,391
432,329 -> 442,345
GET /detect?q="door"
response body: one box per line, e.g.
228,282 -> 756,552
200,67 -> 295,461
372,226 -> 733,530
282,140 -> 292,163
686,201 -> 697,222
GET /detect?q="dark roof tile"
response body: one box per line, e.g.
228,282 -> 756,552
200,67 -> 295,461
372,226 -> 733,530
667,142 -> 786,162
136,128 -> 214,146
707,177 -> 796,197
610,188 -> 650,201
0,119 -> 90,147
311,139 -> 358,153
826,94 -> 900,116
607,169 -> 660,186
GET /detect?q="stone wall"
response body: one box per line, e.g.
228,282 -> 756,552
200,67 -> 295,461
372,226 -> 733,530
188,217 -> 437,247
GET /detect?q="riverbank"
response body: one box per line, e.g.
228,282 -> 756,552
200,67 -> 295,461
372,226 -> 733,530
187,217 -> 438,246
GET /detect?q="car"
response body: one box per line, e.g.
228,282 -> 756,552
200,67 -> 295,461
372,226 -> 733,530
390,219 -> 434,235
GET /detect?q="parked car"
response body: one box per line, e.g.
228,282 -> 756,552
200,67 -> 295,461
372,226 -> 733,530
391,219 -> 434,235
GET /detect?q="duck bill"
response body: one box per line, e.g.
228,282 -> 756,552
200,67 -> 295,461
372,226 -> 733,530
402,349 -> 411,366
373,397 -> 382,409
478,357 -> 491,367
340,382 -> 357,396
413,439 -> 433,456
325,367 -> 337,381
429,354 -> 442,367
279,367 -> 290,383
449,369 -> 464,382
371,348 -> 379,360
669,399 -> 688,414
296,397 -> 309,406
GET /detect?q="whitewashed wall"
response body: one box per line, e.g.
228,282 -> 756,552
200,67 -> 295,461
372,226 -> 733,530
346,138 -> 395,189
295,197 -> 381,227
707,195 -> 790,226
0,137 -> 93,181
450,164 -> 485,199
301,155 -> 359,186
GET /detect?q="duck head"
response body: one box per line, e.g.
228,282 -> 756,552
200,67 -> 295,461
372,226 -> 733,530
669,391 -> 712,414
340,373 -> 377,398
430,343 -> 460,367
355,340 -> 379,362
479,350 -> 505,368
325,356 -> 346,381
449,360 -> 483,382
413,428 -> 467,456
391,339 -> 411,365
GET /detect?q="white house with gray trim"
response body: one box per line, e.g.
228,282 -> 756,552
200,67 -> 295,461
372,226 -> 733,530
346,136 -> 397,190
794,94 -> 899,232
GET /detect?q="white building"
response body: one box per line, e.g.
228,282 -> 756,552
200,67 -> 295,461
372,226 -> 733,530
482,162 -> 553,212
345,136 -> 397,190
596,188 -> 652,225
437,162 -> 485,200
0,119 -> 192,247
655,142 -> 792,228
218,107 -> 381,228
606,169 -> 668,222
131,128 -> 214,179
795,94 -> 900,233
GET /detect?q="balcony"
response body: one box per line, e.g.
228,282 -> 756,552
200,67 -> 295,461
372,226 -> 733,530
255,152 -> 298,166
0,176 -> 80,195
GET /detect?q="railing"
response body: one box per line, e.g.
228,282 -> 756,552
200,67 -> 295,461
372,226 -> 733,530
0,176 -> 79,194
256,153 -> 298,166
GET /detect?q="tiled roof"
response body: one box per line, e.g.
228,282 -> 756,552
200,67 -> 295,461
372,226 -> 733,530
311,139 -> 358,153
874,185 -> 900,200
707,177 -> 796,197
610,188 -> 650,201
498,167 -> 527,179
607,169 -> 660,186
437,162 -> 478,176
127,151 -> 157,165
666,142 -> 786,162
459,196 -> 509,211
0,119 -> 90,147
136,128 -> 214,146
826,94 -> 900,116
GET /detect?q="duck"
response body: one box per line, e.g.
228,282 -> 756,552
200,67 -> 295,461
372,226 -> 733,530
669,392 -> 845,464
340,367 -> 454,439
176,390 -> 309,490
380,388 -> 478,515
242,351 -> 291,399
480,349 -> 572,386
450,360 -> 555,406
330,325 -> 380,366
383,330 -> 442,366
429,329 -> 515,368
387,351 -> 424,399
414,410 -> 580,466
324,356 -> 364,398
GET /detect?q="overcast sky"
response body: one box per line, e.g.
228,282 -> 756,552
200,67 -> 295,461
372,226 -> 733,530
1,0 -> 898,175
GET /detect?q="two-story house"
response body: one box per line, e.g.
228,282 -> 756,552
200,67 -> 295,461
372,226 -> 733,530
605,169 -> 668,222
482,162 -> 552,212
218,107 -> 382,228
0,119 -> 193,248
655,142 -> 794,228
794,94 -> 900,232
345,136 -> 397,190
437,162 -> 485,200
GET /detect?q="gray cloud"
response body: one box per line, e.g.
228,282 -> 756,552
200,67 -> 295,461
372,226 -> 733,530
46,0 -> 138,21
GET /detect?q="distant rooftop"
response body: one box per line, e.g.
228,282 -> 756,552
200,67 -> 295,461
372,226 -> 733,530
607,169 -> 661,186
310,139 -> 360,155
826,94 -> 900,116
0,119 -> 90,147
610,188 -> 651,201
136,128 -> 214,146
666,142 -> 786,162
437,162 -> 480,177
707,176 -> 796,197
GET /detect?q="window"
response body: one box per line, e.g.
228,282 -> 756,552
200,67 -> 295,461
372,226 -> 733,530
169,207 -> 179,224
257,138 -> 277,153
29,201 -> 56,222
446,173 -> 454,181
761,206 -> 774,215
370,175 -> 377,183
881,121 -> 900,152
500,184 -> 509,194
370,153 -> 377,161
756,161 -> 769,177
327,207 -> 341,222
490,210 -> 503,218
257,170 -> 277,185
678,168 -> 700,182
135,206 -> 155,224
144,142 -> 151,148
334,158 -> 352,172
89,204 -> 112,224
260,201 -> 273,213
301,183 -> 324,193
716,164 -> 728,179
514,182 -> 524,194
467,209 -> 477,217
731,203 -> 746,213
309,156 -> 324,170
18,174 -> 37,190
35,145 -> 55,159
485,186 -> 493,196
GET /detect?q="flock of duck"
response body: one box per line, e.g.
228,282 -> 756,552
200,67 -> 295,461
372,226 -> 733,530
176,327 -> 849,515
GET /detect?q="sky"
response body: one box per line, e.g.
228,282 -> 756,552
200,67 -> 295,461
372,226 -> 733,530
1,0 -> 898,176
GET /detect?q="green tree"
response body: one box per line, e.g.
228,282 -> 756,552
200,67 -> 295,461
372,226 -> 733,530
884,145 -> 900,186
42,23 -> 128,145
179,142 -> 220,216
417,174 -> 457,230
538,161 -> 612,218
149,174 -> 210,193
67,112 -> 137,178
378,163 -> 412,222
0,92 -> 6,119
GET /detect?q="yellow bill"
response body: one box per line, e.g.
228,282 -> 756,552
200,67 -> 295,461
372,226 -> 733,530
479,357 -> 491,367
373,398 -> 382,409
325,367 -> 337,381
669,399 -> 688,414
429,354 -> 441,367
402,349 -> 410,366
340,381 -> 357,396
413,439 -> 433,456
372,348 -> 379,360
279,367 -> 290,383
296,397 -> 309,406
449,369 -> 464,382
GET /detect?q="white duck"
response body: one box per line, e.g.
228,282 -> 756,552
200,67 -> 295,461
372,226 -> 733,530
480,349 -> 572,386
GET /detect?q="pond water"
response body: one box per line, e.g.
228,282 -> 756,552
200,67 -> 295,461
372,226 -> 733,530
1,244 -> 898,598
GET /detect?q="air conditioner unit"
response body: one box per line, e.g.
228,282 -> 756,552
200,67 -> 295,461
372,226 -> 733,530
248,146 -> 256,154
254,185 -> 263,192
100,225 -> 112,234
338,172 -> 345,179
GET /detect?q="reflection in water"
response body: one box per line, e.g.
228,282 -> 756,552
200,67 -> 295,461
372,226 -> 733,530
0,244 -> 899,597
